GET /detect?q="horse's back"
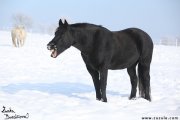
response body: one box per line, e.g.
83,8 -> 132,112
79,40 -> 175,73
109,28 -> 153,69
125,28 -> 153,60
12,27 -> 26,38
114,28 -> 153,57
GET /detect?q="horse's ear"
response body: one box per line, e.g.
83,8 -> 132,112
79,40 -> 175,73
64,19 -> 68,26
59,19 -> 63,26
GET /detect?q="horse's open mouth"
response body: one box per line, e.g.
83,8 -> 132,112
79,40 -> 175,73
50,48 -> 57,58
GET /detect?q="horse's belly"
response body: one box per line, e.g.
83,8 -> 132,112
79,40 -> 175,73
109,54 -> 139,70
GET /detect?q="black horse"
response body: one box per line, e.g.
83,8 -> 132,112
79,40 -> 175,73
47,19 -> 153,102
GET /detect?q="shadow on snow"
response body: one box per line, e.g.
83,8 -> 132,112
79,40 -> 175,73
1,82 -> 128,100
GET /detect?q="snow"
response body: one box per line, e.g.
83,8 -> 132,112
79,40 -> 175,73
0,31 -> 180,120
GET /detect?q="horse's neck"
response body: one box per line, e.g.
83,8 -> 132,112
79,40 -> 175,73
72,28 -> 93,54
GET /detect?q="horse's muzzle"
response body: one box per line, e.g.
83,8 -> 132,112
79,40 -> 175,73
47,45 -> 51,50
47,43 -> 58,58
47,43 -> 57,50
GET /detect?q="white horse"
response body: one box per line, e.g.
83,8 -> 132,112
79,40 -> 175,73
11,26 -> 26,47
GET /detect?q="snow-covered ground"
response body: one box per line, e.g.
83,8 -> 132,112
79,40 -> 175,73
0,31 -> 180,120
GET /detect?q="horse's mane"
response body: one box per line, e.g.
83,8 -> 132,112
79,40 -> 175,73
55,23 -> 110,33
70,23 -> 109,31
71,23 -> 96,27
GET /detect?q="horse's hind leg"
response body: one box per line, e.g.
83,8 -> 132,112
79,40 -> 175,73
127,62 -> 138,99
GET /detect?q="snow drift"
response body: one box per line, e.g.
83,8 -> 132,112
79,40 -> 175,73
0,31 -> 180,120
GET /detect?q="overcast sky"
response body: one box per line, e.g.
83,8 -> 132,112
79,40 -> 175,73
0,0 -> 180,40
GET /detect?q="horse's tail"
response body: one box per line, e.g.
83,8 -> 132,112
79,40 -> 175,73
135,28 -> 153,101
137,57 -> 152,101
138,63 -> 145,98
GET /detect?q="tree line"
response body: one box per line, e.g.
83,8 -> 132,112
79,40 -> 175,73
12,13 -> 57,35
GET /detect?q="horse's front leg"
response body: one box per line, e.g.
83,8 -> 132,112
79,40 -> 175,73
17,39 -> 20,47
20,39 -> 23,47
12,37 -> 16,47
87,66 -> 101,100
81,53 -> 101,100
99,68 -> 108,102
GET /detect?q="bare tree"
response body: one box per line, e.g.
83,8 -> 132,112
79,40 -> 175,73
12,13 -> 33,31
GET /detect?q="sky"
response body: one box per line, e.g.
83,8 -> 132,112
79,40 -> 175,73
0,0 -> 180,40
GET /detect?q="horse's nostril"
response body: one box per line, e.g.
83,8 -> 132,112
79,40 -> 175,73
47,45 -> 51,50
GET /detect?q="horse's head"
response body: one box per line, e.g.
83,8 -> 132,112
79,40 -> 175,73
47,19 -> 74,58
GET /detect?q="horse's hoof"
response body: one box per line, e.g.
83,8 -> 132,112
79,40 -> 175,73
129,97 -> 137,100
129,95 -> 136,100
96,98 -> 101,101
145,97 -> 151,102
100,98 -> 107,102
